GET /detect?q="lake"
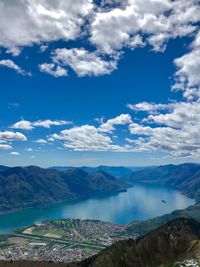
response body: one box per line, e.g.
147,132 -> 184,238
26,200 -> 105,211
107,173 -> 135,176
0,184 -> 195,233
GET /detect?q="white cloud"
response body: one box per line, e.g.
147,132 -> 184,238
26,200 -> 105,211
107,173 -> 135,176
90,0 -> 200,53
0,144 -> 12,150
49,114 -> 133,151
53,48 -> 118,77
52,125 -> 129,152
10,151 -> 20,156
0,131 -> 27,141
39,44 -> 48,52
127,102 -> 174,113
128,34 -> 145,49
39,63 -> 67,77
33,119 -> 72,128
173,31 -> 200,98
0,0 -> 94,51
98,114 -> 132,133
127,100 -> 200,158
34,139 -> 48,144
0,131 -> 26,152
0,59 -> 27,75
11,120 -> 34,130
6,46 -> 21,56
11,119 -> 72,130
145,101 -> 200,129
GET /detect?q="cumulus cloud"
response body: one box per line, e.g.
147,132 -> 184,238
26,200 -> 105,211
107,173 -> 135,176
173,31 -> 200,100
126,99 -> 200,158
127,102 -> 174,114
90,0 -> 200,53
98,114 -> 132,133
50,114 -> 133,151
39,63 -> 67,77
0,0 -> 93,52
53,48 -> 118,77
51,125 -> 129,151
11,119 -> 72,130
0,131 -> 27,141
34,139 -> 48,144
37,0 -> 200,77
33,120 -> 72,128
0,131 -> 26,151
11,120 -> 34,130
0,144 -> 12,150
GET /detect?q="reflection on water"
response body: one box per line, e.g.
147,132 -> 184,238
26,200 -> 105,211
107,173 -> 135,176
0,184 -> 194,233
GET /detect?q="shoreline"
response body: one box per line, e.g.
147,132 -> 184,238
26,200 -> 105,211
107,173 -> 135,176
0,188 -> 128,217
0,182 -> 196,218
0,184 -> 195,235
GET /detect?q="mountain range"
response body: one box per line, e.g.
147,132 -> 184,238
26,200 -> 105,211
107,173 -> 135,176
0,162 -> 200,214
123,163 -> 200,202
0,166 -> 128,214
0,165 -> 150,177
49,166 -> 139,177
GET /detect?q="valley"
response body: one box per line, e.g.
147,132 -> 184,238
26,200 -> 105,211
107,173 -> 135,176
0,163 -> 199,265
0,219 -> 134,262
0,203 -> 200,263
0,183 -> 193,233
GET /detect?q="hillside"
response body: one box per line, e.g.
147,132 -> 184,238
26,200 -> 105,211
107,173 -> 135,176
126,204 -> 200,235
1,218 -> 199,267
72,218 -> 200,267
123,163 -> 200,202
0,166 -> 128,214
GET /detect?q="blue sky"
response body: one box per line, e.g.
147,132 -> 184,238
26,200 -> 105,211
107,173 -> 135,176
0,0 -> 200,167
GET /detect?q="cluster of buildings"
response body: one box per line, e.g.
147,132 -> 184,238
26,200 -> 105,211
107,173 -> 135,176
31,218 -> 131,245
0,218 -> 137,263
0,242 -> 96,262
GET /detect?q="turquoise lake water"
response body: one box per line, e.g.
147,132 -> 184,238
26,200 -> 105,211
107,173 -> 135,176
0,184 -> 194,233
